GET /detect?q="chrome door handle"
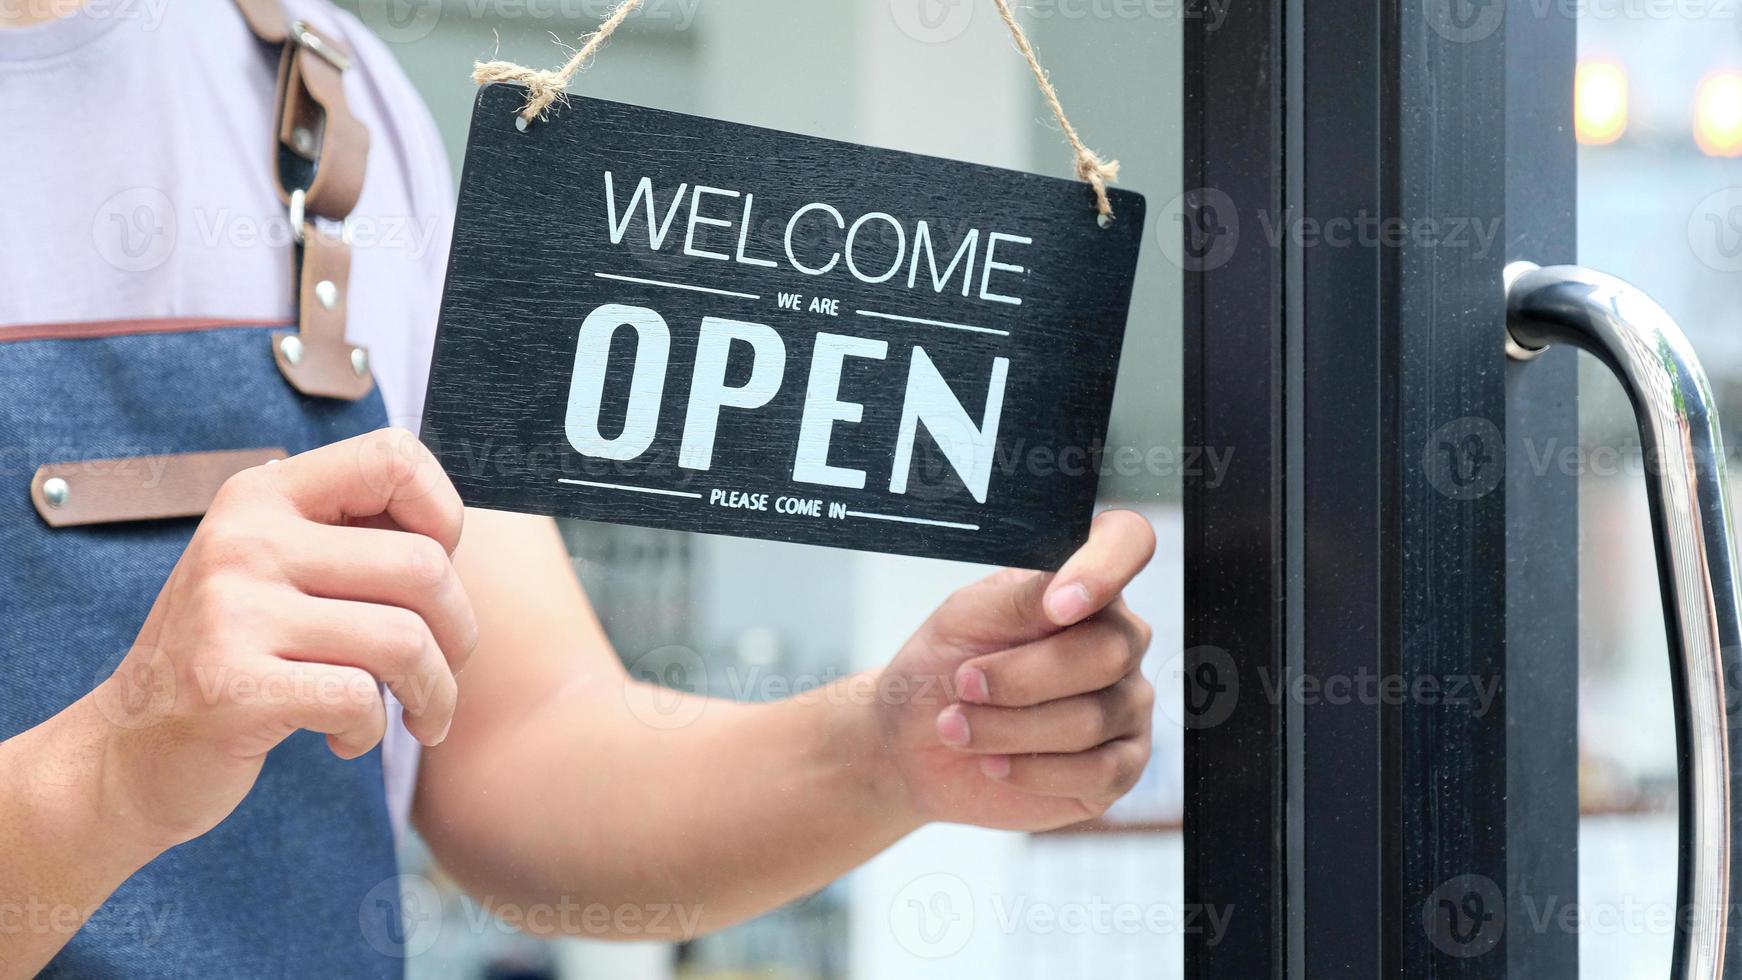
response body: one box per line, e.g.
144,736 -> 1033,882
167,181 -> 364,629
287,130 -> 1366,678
1506,262 -> 1741,978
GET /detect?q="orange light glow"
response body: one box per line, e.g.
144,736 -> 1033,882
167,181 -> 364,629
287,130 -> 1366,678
1696,71 -> 1742,157
1575,61 -> 1629,146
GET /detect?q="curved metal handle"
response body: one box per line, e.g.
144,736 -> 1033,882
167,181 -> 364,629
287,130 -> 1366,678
1506,262 -> 1741,978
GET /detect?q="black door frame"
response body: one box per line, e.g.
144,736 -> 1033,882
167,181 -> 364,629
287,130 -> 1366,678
1182,2 -> 1580,975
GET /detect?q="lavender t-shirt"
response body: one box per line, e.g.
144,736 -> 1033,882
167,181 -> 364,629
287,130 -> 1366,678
0,0 -> 454,836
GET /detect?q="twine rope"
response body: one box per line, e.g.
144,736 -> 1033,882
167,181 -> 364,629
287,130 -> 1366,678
472,0 -> 646,118
990,0 -> 1120,221
473,0 -> 1120,221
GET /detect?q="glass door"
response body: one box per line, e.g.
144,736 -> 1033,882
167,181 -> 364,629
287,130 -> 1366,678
337,1 -> 1189,977
327,1 -> 1742,976
1574,5 -> 1742,975
1186,1 -> 1742,977
1184,0 -> 1578,976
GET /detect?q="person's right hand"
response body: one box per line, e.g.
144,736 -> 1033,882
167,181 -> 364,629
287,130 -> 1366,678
87,428 -> 477,853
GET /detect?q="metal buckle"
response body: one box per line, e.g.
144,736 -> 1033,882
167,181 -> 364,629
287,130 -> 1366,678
287,188 -> 353,248
289,187 -> 307,245
289,20 -> 351,72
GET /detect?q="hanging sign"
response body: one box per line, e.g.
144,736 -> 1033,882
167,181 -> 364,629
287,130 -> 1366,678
421,86 -> 1146,568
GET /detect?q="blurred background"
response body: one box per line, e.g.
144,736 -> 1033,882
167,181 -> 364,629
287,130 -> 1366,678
331,0 -> 1742,975
333,0 -> 1186,977
1577,4 -> 1742,975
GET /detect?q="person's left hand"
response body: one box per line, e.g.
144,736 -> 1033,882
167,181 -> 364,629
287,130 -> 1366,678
874,510 -> 1156,831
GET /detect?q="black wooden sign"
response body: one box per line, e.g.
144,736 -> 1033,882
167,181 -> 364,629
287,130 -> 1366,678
422,85 -> 1146,569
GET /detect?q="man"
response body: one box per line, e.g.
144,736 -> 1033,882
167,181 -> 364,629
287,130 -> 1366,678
0,1 -> 1156,976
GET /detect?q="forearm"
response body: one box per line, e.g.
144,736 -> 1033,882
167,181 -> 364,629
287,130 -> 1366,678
0,693 -> 165,978
419,509 -> 1158,940
415,670 -> 921,939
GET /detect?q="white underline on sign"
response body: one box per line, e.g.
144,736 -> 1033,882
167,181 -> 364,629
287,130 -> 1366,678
594,272 -> 760,300
854,309 -> 1010,337
845,510 -> 981,531
558,478 -> 702,499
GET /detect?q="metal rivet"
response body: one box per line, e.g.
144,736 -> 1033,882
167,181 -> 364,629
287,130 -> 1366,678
42,477 -> 69,509
315,279 -> 339,310
291,127 -> 316,156
279,334 -> 304,366
515,115 -> 530,133
351,347 -> 369,377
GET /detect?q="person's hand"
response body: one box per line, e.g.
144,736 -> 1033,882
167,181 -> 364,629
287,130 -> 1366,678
875,510 -> 1156,831
87,428 -> 477,853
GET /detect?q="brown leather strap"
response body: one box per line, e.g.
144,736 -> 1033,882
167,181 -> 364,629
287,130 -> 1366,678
232,0 -> 288,43
235,0 -> 373,402
0,317 -> 283,345
31,449 -> 287,527
273,23 -> 368,219
272,225 -> 373,400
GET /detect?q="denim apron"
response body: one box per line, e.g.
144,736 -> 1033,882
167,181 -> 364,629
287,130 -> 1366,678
0,320 -> 404,978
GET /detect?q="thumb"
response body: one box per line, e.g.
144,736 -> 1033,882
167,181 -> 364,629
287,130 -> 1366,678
934,510 -> 1158,647
932,566 -> 1058,650
1040,509 -> 1156,627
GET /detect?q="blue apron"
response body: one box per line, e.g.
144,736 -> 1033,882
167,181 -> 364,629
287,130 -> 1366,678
0,321 -> 404,978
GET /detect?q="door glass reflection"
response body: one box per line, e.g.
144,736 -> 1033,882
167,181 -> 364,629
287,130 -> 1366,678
337,1 -> 1186,976
1576,7 -> 1742,975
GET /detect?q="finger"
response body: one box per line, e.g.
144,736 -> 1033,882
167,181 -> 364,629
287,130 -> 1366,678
261,660 -> 390,760
977,736 -> 1150,803
956,612 -> 1151,708
934,569 -> 1056,650
275,523 -> 480,674
263,428 -> 465,554
274,596 -> 458,747
1042,510 -> 1156,627
936,674 -> 1153,755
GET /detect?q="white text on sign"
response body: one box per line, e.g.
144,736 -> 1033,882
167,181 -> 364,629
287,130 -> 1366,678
604,172 -> 1034,307
563,304 -> 1010,503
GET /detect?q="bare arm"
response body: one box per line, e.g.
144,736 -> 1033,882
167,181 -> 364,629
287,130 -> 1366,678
0,697 -> 167,977
414,508 -> 1155,940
